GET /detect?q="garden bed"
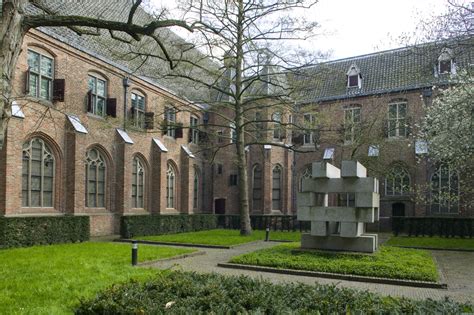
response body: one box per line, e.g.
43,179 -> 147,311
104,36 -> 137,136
386,236 -> 474,251
134,229 -> 301,247
229,243 -> 439,282
0,242 -> 194,314
75,272 -> 471,314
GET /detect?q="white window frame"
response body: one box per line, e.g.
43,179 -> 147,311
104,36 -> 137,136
165,107 -> 177,138
430,165 -> 459,214
131,92 -> 146,128
272,111 -> 282,141
385,166 -> 410,196
303,114 -> 315,145
230,122 -> 237,143
344,106 -> 361,144
85,148 -> 107,208
88,74 -> 107,117
166,163 -> 176,209
190,116 -> 199,144
387,101 -> 407,138
27,49 -> 54,100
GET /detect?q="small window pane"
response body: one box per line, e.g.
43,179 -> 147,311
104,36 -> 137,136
41,57 -> 53,77
28,51 -> 40,72
96,80 -> 105,97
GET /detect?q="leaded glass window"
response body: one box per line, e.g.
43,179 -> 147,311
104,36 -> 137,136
272,165 -> 282,210
385,166 -> 410,196
85,149 -> 106,208
344,106 -> 361,143
431,166 -> 459,213
27,50 -> 53,100
166,163 -> 176,208
132,156 -> 145,208
22,138 -> 55,207
299,167 -> 311,193
193,167 -> 199,209
252,164 -> 262,211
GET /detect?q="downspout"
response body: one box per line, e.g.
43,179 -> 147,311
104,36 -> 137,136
122,77 -> 130,130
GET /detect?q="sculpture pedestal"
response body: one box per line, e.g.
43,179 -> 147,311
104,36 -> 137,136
301,233 -> 378,253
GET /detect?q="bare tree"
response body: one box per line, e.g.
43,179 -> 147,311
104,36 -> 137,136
0,0 -> 198,150
142,0 -> 322,235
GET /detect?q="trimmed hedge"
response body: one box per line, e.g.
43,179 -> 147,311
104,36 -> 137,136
120,214 -> 217,238
392,216 -> 474,238
0,216 -> 90,248
76,271 -> 472,314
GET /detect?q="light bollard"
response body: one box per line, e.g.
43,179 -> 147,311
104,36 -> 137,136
265,226 -> 270,241
131,241 -> 138,266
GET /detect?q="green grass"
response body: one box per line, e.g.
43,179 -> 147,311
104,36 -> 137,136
138,229 -> 301,246
386,236 -> 474,250
230,243 -> 438,282
0,242 -> 194,314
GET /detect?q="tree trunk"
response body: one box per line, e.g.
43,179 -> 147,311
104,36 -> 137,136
235,0 -> 251,236
0,0 -> 27,150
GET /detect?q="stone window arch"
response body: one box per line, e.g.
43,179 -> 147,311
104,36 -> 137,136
132,155 -> 146,209
299,166 -> 312,193
272,165 -> 282,210
85,148 -> 107,208
385,165 -> 410,196
22,138 -> 55,207
431,165 -> 459,213
252,164 -> 263,211
166,162 -> 177,209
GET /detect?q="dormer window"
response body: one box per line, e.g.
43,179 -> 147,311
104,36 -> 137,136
346,64 -> 361,88
438,48 -> 455,75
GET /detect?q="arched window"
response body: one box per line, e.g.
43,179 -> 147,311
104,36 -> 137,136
193,167 -> 199,209
132,156 -> 145,208
22,138 -> 55,207
431,165 -> 459,213
166,162 -> 176,209
299,166 -> 311,193
27,49 -> 54,100
272,165 -> 282,210
252,164 -> 262,211
385,165 -> 410,196
85,148 -> 106,208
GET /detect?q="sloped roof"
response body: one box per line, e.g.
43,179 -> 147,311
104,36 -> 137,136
293,37 -> 474,104
26,0 -> 218,103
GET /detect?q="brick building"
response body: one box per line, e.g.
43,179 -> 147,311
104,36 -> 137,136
0,2 -> 472,236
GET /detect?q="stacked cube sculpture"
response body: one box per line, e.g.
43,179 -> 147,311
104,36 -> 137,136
298,161 -> 380,253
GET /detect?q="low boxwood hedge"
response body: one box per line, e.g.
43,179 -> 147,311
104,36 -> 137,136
75,271 -> 472,314
120,214 -> 217,238
0,215 -> 89,248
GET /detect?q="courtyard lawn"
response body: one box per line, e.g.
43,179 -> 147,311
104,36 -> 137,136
386,236 -> 474,250
137,229 -> 301,246
0,242 -> 194,315
230,243 -> 438,282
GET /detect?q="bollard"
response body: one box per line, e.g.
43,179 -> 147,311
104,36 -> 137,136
265,226 -> 270,241
131,241 -> 138,266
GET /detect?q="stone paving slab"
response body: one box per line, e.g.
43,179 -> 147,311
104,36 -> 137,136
147,241 -> 474,303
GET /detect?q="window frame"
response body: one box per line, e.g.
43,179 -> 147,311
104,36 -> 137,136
303,113 -> 315,145
85,148 -> 107,208
344,106 -> 361,144
22,138 -> 55,208
387,101 -> 407,138
193,167 -> 199,210
385,165 -> 411,196
272,165 -> 282,210
166,162 -> 176,209
27,49 -> 54,100
252,164 -> 263,211
230,122 -> 237,143
190,116 -> 199,144
131,91 -> 146,129
88,74 -> 107,117
131,156 -> 146,209
164,106 -> 177,138
272,111 -> 282,141
430,165 -> 459,214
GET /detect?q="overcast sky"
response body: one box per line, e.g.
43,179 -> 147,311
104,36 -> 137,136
152,0 -> 468,61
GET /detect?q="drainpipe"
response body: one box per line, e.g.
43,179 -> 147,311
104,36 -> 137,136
123,77 -> 130,130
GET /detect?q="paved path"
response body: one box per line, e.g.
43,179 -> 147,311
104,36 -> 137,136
148,241 -> 474,303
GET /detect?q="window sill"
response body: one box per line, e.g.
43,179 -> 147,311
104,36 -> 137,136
86,112 -> 106,121
23,95 -> 54,107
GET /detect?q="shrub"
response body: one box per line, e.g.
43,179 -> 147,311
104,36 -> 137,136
75,272 -> 472,314
0,216 -> 89,248
120,214 -> 217,238
392,217 -> 474,238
